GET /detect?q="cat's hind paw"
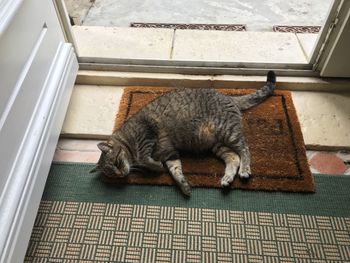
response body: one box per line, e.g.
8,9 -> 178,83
180,182 -> 192,196
239,171 -> 250,181
221,174 -> 234,187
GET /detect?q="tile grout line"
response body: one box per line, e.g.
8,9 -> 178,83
169,29 -> 176,59
81,0 -> 96,25
295,33 -> 310,62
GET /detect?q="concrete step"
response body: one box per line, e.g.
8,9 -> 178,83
72,26 -> 317,63
61,85 -> 124,138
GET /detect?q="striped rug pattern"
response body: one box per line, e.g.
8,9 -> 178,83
25,201 -> 350,262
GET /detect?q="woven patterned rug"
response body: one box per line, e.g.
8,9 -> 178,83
25,163 -> 350,262
110,87 -> 314,192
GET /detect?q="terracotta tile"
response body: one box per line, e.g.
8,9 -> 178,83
309,152 -> 347,175
57,139 -> 102,152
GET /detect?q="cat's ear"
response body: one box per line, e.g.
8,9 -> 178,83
97,142 -> 112,153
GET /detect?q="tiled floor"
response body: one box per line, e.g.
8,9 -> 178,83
76,0 -> 332,32
54,139 -> 350,175
54,139 -> 102,163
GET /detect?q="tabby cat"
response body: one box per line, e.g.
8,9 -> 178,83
90,71 -> 276,196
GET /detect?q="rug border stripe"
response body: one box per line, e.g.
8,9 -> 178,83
43,162 -> 349,217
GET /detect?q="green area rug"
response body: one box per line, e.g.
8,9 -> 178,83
25,163 -> 350,262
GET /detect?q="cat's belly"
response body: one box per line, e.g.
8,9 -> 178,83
173,121 -> 217,152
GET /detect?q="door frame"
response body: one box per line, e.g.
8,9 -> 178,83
55,0 -> 346,77
0,0 -> 78,262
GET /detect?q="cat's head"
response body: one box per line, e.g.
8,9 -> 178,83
90,142 -> 130,178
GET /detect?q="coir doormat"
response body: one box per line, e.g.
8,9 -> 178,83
110,87 -> 314,192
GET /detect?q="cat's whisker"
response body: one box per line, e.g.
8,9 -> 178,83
130,167 -> 144,172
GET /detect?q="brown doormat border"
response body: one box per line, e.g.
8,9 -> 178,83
111,87 -> 314,192
273,25 -> 321,33
130,22 -> 246,31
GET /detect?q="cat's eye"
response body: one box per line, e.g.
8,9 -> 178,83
115,158 -> 122,168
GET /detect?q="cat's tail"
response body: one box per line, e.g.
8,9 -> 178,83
236,71 -> 276,111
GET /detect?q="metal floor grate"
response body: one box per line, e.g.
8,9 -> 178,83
130,22 -> 246,31
273,25 -> 321,33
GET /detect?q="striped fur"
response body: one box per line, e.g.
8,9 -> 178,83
92,71 -> 276,195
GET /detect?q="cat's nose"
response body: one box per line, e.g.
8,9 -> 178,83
115,172 -> 127,178
112,167 -> 128,178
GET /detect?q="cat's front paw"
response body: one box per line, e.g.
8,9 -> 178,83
146,157 -> 164,172
180,182 -> 192,196
221,174 -> 234,187
155,161 -> 164,169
